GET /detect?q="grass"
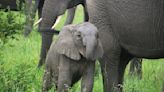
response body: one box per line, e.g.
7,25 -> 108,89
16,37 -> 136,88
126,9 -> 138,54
0,5 -> 164,92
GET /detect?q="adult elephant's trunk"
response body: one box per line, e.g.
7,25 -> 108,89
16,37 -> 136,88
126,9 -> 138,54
64,7 -> 76,25
38,0 -> 69,67
24,0 -> 39,36
86,37 -> 97,60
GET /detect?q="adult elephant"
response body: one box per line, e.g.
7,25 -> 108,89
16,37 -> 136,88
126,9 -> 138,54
0,0 -> 24,11
86,0 -> 164,92
37,0 -> 88,67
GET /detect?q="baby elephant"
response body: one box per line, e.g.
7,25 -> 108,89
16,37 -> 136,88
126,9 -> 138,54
42,22 -> 104,92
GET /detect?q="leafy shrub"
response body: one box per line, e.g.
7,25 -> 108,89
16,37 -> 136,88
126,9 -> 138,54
0,10 -> 25,44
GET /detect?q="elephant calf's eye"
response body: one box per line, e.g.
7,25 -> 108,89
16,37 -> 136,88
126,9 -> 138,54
74,31 -> 82,39
75,33 -> 81,38
77,34 -> 81,38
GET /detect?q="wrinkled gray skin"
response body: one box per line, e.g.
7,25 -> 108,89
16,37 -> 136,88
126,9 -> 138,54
42,22 -> 103,92
129,58 -> 142,79
86,0 -> 164,92
38,0 -> 88,67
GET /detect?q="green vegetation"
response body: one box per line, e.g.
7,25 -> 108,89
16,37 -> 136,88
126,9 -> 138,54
0,5 -> 164,92
0,10 -> 25,44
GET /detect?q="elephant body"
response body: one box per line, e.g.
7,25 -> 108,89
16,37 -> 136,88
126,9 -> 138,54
86,0 -> 164,91
108,0 -> 164,58
42,22 -> 103,92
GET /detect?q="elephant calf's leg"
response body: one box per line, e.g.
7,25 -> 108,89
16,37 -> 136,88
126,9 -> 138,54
42,68 -> 52,92
57,58 -> 72,92
118,50 -> 133,92
81,61 -> 95,92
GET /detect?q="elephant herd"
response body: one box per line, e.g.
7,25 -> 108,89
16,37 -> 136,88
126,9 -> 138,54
1,0 -> 164,92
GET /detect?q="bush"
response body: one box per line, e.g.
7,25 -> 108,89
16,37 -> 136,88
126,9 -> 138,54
0,10 -> 25,44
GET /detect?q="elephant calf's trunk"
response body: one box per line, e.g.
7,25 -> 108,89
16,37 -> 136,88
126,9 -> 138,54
86,37 -> 97,60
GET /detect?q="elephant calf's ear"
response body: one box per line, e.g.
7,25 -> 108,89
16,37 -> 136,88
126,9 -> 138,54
54,27 -> 81,60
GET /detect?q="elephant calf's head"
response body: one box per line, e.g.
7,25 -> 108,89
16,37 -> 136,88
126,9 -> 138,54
55,22 -> 104,61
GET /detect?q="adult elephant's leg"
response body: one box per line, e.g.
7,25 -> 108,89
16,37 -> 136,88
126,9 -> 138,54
118,50 -> 133,91
87,1 -> 123,91
99,51 -> 121,92
64,7 -> 76,26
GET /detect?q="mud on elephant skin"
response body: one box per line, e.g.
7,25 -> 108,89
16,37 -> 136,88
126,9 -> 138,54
38,0 -> 88,67
42,22 -> 103,92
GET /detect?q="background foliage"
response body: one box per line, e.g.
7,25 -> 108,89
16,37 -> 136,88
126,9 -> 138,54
0,5 -> 164,92
0,10 -> 25,44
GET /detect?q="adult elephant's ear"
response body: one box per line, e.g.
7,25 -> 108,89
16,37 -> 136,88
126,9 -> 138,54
54,26 -> 81,60
93,39 -> 104,59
